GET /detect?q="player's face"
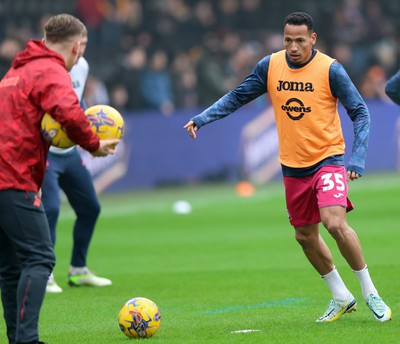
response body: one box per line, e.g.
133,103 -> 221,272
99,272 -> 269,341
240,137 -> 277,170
79,35 -> 88,58
66,39 -> 81,71
283,24 -> 316,65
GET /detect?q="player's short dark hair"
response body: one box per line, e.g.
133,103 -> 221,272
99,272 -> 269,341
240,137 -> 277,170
284,12 -> 314,32
44,14 -> 85,43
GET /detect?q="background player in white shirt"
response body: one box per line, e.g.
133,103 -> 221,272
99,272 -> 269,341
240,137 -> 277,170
43,27 -> 112,293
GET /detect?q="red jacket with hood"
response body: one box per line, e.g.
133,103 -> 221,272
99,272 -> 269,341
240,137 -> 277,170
0,40 -> 100,192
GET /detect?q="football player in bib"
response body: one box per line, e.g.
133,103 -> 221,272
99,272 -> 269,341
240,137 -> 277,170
184,12 -> 391,323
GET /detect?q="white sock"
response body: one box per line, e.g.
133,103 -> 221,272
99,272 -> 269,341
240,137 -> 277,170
69,266 -> 88,275
321,267 -> 351,302
353,265 -> 378,300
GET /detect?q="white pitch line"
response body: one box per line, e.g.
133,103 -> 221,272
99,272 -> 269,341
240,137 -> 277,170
231,329 -> 261,334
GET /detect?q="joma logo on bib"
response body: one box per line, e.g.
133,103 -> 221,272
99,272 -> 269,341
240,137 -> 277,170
277,80 -> 314,92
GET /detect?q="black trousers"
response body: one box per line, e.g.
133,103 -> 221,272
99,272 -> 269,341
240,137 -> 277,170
0,190 -> 55,344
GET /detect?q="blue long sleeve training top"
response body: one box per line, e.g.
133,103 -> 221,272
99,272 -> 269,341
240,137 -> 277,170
191,50 -> 370,177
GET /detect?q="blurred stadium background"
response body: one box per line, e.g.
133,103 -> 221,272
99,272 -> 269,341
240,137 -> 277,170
1,0 -> 400,192
1,3 -> 400,342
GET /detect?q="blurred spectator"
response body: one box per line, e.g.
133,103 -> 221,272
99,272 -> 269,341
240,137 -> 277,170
109,84 -> 129,112
238,0 -> 264,33
84,75 -> 110,108
76,0 -> 108,50
193,0 -> 217,34
363,0 -> 396,41
140,49 -> 175,116
359,65 -> 388,100
226,41 -> 263,83
108,45 -> 148,112
373,39 -> 397,72
0,37 -> 22,78
171,51 -> 198,108
195,46 -> 231,106
2,0 -> 400,111
217,0 -> 241,32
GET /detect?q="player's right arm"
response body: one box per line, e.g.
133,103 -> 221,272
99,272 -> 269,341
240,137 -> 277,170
184,56 -> 270,138
385,70 -> 400,105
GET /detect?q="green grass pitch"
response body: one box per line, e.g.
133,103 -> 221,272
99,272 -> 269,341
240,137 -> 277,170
1,172 -> 399,343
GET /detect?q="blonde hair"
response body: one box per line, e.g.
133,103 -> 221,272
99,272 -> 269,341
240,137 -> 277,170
44,14 -> 85,43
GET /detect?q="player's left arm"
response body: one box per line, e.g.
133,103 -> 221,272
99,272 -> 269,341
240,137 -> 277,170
385,69 -> 400,105
329,61 -> 370,179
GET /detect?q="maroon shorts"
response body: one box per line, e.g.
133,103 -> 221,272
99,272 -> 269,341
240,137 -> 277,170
283,165 -> 354,227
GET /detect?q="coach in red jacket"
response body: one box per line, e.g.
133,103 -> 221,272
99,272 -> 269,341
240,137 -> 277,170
0,14 -> 119,344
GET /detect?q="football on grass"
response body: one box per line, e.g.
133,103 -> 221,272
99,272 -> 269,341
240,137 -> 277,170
41,105 -> 124,148
118,297 -> 162,339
